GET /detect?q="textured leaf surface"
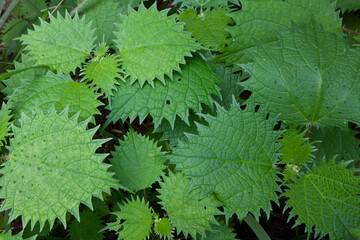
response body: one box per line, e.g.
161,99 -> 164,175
69,210 -> 103,240
83,55 -> 122,98
114,4 -> 199,86
20,0 -> 47,18
219,0 -> 341,65
336,0 -> 360,11
203,219 -> 237,240
158,173 -> 221,238
107,56 -> 221,129
2,55 -> 47,96
112,198 -> 153,240
181,8 -> 233,51
173,0 -> 236,8
19,12 -> 95,73
212,65 -> 245,110
0,103 -> 12,147
242,22 -> 360,127
285,160 -> 360,239
9,71 -> 102,122
110,129 -> 165,191
310,127 -> 360,165
154,218 -> 173,239
278,127 -> 312,166
172,101 -> 282,219
77,0 -> 123,45
0,108 -> 118,229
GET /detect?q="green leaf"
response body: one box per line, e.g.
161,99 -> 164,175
212,65 -> 245,110
107,56 -> 221,129
219,0 -> 341,65
181,8 -> 233,51
242,22 -> 360,127
82,54 -> 123,99
336,0 -> 360,11
203,219 -> 237,240
8,71 -> 102,122
154,218 -> 173,239
278,126 -> 313,166
110,129 -> 165,191
20,0 -> 47,19
1,17 -> 28,52
0,230 -> 37,240
114,3 -> 199,86
172,101 -> 282,219
310,126 -> 360,166
158,173 -> 222,238
0,103 -> 12,147
19,11 -> 96,73
284,159 -> 360,239
69,210 -> 104,240
76,0 -> 123,45
2,54 -> 48,96
110,197 -> 153,240
0,108 -> 118,230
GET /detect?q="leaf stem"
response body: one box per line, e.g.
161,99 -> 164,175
244,214 -> 271,240
70,0 -> 88,16
341,26 -> 360,36
50,0 -> 65,16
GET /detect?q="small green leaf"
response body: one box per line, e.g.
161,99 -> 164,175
154,218 -> 173,239
19,11 -> 96,73
110,197 -> 153,240
0,108 -> 118,230
0,103 -> 12,147
114,3 -> 199,86
158,173 -> 222,238
285,159 -> 360,239
0,230 -> 37,240
1,17 -> 28,52
110,129 -> 165,191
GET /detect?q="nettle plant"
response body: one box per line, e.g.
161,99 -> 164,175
0,0 -> 359,239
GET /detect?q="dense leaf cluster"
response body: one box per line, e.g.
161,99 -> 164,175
0,0 -> 359,239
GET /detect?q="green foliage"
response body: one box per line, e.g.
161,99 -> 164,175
114,3 -> 199,86
69,210 -> 104,240
158,173 -> 221,238
278,126 -> 312,166
19,12 -> 95,73
83,54 -> 122,99
0,230 -> 37,240
106,56 -> 221,129
109,197 -> 153,240
110,129 -> 165,191
242,22 -> 360,127
1,0 -> 359,239
172,101 -> 282,219
8,71 -> 102,122
284,159 -> 360,239
0,108 -> 117,230
0,103 -> 12,147
219,0 -> 341,65
180,8 -> 233,51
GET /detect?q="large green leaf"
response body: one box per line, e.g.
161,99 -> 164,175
172,100 -> 282,219
114,3 -> 199,86
336,0 -> 360,11
9,71 -> 102,122
19,12 -> 95,73
285,160 -> 360,239
107,56 -> 221,129
218,0 -> 341,65
110,129 -> 165,191
0,230 -> 36,240
0,108 -> 118,230
108,197 -> 153,240
242,22 -> 360,127
158,173 -> 221,238
173,0 -> 237,8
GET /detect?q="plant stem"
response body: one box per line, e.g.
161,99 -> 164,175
244,214 -> 271,240
305,123 -> 313,138
50,0 -> 65,16
341,26 -> 360,36
70,0 -> 88,16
